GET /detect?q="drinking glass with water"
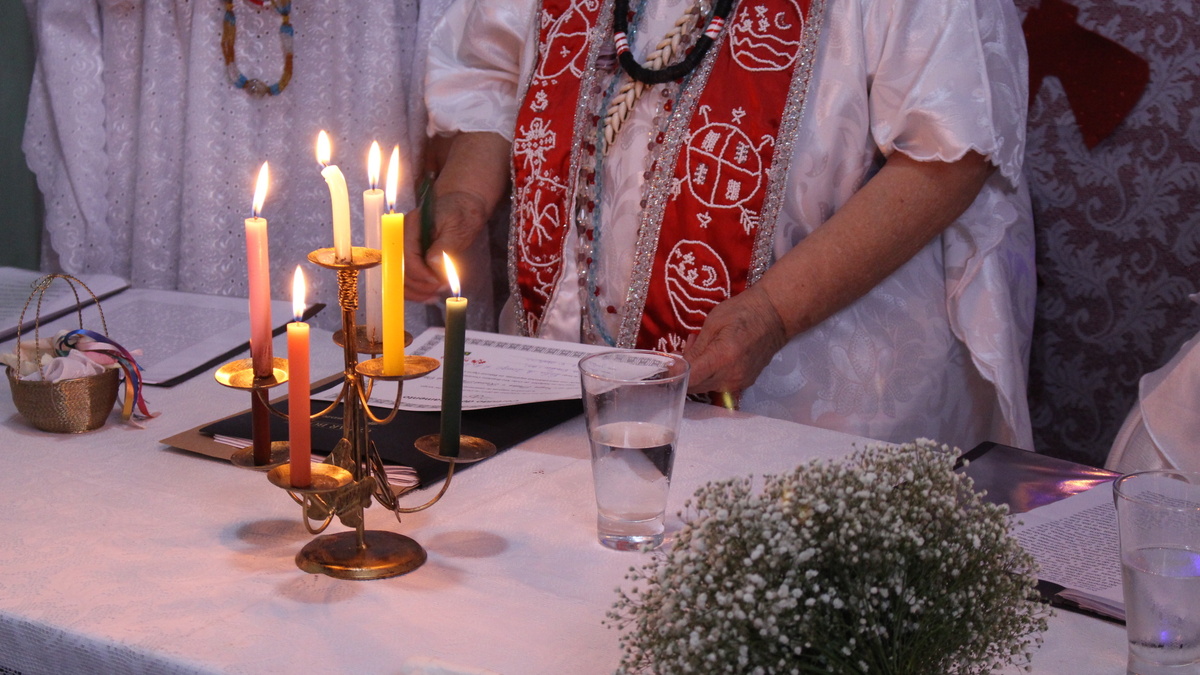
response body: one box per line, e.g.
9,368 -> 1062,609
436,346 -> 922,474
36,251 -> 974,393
579,350 -> 689,551
1114,470 -> 1200,674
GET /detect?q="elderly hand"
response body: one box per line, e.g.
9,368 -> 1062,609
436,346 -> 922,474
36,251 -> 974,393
404,132 -> 512,303
404,190 -> 491,302
682,285 -> 788,396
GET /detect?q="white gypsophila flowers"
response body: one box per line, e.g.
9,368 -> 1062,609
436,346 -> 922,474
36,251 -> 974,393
606,439 -> 1050,675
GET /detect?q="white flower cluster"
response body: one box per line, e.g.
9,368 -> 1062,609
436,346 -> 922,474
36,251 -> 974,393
607,439 -> 1050,674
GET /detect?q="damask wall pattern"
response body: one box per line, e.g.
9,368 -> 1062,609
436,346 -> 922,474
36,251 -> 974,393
1017,0 -> 1200,466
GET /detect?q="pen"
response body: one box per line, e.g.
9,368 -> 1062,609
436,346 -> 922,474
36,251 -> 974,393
418,173 -> 435,255
719,390 -> 737,411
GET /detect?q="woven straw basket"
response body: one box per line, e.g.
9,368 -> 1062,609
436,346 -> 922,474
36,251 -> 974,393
7,365 -> 119,433
5,274 -> 121,433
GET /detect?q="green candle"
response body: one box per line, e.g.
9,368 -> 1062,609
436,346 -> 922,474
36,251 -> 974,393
440,253 -> 466,457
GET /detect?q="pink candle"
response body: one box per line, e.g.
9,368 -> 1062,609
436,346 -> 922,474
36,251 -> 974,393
245,162 -> 273,378
287,266 -> 312,488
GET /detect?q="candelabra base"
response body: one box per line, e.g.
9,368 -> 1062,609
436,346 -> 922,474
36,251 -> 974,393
296,530 -> 427,580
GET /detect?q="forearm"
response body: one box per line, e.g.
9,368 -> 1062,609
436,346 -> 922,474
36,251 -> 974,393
754,151 -> 994,338
432,131 -> 513,225
403,131 -> 512,300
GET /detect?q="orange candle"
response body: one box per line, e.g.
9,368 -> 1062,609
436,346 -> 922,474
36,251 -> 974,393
245,162 -> 273,378
287,267 -> 312,488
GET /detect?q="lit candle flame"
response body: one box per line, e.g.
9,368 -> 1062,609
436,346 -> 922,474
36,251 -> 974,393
385,145 -> 401,213
252,161 -> 269,218
292,266 -> 306,322
368,141 -> 381,191
316,130 -> 332,167
443,252 -> 461,298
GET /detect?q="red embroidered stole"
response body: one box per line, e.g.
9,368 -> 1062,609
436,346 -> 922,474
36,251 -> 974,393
512,0 -> 817,348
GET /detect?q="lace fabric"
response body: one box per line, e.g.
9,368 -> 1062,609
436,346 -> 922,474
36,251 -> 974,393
22,0 -> 470,332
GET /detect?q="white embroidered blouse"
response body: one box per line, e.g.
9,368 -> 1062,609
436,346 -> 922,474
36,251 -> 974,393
425,0 -> 1036,451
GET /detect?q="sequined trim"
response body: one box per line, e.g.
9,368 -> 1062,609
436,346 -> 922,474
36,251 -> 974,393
748,0 -> 825,284
507,0 -> 616,338
615,17 -> 725,348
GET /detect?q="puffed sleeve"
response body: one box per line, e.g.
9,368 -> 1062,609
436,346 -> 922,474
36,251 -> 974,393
862,0 -> 1028,185
425,0 -> 537,141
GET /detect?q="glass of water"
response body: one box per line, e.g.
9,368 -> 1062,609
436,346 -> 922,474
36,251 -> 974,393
578,350 -> 689,551
1114,470 -> 1200,674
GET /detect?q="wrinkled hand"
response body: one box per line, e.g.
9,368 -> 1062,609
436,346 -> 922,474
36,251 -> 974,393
404,191 -> 490,302
683,286 -> 788,395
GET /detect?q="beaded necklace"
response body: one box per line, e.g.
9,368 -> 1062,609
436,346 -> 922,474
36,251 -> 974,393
221,0 -> 295,97
602,2 -> 704,154
612,0 -> 734,84
585,0 -> 706,344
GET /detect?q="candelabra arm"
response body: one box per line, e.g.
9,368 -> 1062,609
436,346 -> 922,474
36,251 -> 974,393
301,498 -> 337,534
310,381 -> 346,420
281,488 -> 338,534
251,387 -> 293,420
394,460 -> 457,514
360,378 -> 404,426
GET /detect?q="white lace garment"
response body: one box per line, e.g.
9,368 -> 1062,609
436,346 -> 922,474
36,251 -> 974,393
20,0 -> 500,333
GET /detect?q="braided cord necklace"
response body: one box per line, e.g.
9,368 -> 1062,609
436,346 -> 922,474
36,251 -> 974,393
221,0 -> 295,97
602,2 -> 703,152
612,0 -> 734,84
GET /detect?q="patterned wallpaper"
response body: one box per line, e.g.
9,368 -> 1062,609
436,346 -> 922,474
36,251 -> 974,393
1019,0 -> 1200,466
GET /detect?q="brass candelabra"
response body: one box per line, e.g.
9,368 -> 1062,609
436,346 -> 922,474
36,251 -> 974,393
215,246 -> 495,580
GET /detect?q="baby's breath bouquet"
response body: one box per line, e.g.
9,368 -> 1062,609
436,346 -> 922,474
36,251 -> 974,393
607,440 -> 1050,674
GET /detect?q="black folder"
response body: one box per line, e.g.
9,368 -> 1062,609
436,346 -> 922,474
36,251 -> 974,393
200,388 -> 583,488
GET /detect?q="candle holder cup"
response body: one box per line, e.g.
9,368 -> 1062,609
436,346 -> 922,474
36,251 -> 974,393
216,246 -> 489,579
213,357 -> 291,469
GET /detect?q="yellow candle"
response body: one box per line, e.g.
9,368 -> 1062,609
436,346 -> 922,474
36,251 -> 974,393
440,253 -> 466,458
245,161 -> 273,378
363,141 -> 385,344
316,130 -> 352,263
287,267 -> 311,488
382,145 -> 406,375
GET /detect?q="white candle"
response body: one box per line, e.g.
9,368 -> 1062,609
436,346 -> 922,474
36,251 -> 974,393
287,267 -> 311,488
317,130 -> 352,263
363,141 -> 385,344
245,161 -> 273,378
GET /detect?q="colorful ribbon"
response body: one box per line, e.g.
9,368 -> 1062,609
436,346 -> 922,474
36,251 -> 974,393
55,329 -> 154,419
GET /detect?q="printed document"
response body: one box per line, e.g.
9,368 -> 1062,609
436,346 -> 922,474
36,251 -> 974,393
1010,482 -> 1125,620
316,328 -> 614,411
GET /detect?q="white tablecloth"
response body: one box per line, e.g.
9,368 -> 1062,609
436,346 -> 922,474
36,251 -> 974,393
0,330 -> 1127,674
